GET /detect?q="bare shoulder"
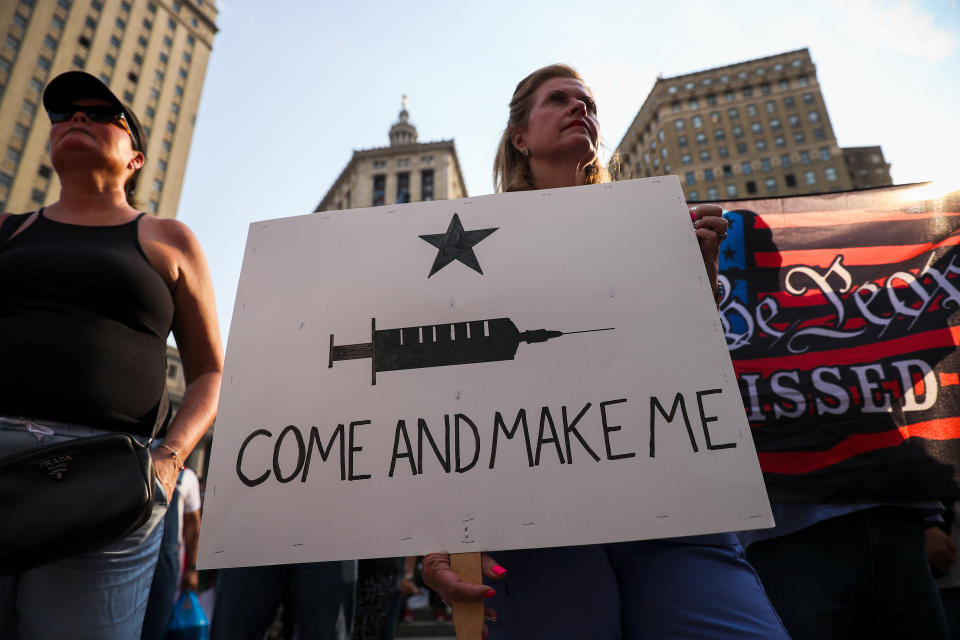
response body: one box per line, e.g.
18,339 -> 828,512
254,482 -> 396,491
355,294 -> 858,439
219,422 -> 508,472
142,215 -> 204,257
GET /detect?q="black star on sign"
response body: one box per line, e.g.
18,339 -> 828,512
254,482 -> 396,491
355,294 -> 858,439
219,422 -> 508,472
419,213 -> 498,278
723,246 -> 737,261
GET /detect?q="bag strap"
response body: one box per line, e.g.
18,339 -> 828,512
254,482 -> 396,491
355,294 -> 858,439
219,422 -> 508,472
0,211 -> 35,247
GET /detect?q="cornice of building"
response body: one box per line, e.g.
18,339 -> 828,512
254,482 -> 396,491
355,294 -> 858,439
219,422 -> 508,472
315,139 -> 466,212
660,47 -> 810,82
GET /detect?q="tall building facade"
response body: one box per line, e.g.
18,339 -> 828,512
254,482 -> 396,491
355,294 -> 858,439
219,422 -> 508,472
613,48 -> 853,200
842,145 -> 893,189
0,0 -> 218,218
315,99 -> 467,212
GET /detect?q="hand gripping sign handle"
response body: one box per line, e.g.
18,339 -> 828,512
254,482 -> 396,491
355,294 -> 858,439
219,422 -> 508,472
450,552 -> 483,640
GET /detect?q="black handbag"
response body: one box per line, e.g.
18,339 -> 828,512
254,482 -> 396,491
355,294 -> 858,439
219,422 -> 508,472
0,392 -> 169,575
0,215 -> 173,574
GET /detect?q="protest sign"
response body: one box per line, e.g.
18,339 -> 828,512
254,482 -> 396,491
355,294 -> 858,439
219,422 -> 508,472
198,177 -> 772,569
715,183 -> 960,502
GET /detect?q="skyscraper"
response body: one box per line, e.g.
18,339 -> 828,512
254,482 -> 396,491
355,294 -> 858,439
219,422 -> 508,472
613,48 -> 854,200
0,0 -> 218,218
315,98 -> 467,212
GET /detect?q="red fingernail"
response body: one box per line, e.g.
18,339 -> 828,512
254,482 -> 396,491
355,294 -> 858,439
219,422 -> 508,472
492,565 -> 507,577
485,589 -> 497,598
690,211 -> 697,221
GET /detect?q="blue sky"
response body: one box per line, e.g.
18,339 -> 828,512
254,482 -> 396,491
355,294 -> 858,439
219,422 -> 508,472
174,0 -> 960,344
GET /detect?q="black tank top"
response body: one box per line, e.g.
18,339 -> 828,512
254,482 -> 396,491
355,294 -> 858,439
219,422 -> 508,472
0,209 -> 175,436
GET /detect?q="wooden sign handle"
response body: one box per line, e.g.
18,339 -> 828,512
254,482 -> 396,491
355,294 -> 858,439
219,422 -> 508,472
450,551 -> 484,640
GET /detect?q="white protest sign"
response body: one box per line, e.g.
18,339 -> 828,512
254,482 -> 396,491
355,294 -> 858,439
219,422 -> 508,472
198,177 -> 773,569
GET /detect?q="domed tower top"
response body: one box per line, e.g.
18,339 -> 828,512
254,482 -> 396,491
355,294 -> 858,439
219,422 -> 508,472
389,95 -> 418,146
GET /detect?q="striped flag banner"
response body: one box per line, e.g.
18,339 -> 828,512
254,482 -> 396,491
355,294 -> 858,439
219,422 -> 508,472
716,182 -> 960,502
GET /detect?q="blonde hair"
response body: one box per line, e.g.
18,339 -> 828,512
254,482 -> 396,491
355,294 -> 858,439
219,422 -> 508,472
493,64 -> 610,193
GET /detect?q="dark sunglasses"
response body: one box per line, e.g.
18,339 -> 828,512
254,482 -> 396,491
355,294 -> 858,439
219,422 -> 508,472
47,105 -> 140,150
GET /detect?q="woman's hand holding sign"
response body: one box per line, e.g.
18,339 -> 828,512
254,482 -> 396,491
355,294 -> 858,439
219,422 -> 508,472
690,204 -> 729,303
423,551 -> 506,638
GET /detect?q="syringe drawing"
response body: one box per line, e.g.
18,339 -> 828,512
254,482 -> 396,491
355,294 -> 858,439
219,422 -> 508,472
329,317 -> 614,385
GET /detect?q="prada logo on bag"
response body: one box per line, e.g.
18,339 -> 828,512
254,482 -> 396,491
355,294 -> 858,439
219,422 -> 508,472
33,453 -> 75,481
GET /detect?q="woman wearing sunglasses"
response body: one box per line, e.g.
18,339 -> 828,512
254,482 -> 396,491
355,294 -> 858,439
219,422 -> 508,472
0,71 -> 223,638
421,64 -> 790,640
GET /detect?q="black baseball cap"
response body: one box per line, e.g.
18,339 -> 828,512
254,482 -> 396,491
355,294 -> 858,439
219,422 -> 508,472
42,71 -> 146,153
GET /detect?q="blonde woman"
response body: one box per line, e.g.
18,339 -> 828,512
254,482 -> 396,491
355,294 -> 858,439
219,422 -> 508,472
422,64 -> 789,640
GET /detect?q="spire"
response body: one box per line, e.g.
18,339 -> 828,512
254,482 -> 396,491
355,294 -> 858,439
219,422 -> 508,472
389,94 -> 418,146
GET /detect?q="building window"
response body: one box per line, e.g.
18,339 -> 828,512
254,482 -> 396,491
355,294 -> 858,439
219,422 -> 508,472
667,85 -> 677,94
756,140 -> 767,151
37,55 -> 51,70
674,119 -> 685,130
7,147 -> 21,163
14,124 -> 28,140
685,171 -> 696,185
684,81 -> 695,90
709,111 -> 721,124
392,171 -> 411,203
72,54 -> 85,68
145,106 -> 155,119
802,92 -> 814,105
736,143 -> 748,154
178,68 -> 187,79
728,107 -> 739,119
696,132 -> 707,144
31,188 -> 45,203
162,140 -> 171,152
750,122 -> 762,134
706,94 -> 717,105
707,187 -> 718,200
704,168 -> 715,181
166,120 -> 175,132
714,129 -> 725,141
175,85 -> 184,97
148,200 -> 158,213
718,146 -> 729,158
159,52 -> 168,64
689,190 -> 700,201
689,98 -> 699,109
163,35 -> 173,47
742,86 -> 753,97
723,90 -> 734,102
153,179 -> 163,191
765,100 -> 776,113
813,128 -> 826,140
372,175 -> 385,206
105,54 -> 116,67
421,169 -> 434,201
677,135 -> 688,147
52,14 -> 65,29
799,151 -> 811,165
785,173 -> 797,187
671,102 -> 681,113
797,75 -> 809,86
726,184 -> 738,196
128,71 -> 139,83
681,154 -> 692,165
765,177 -> 777,192
115,17 -> 126,30
770,118 -> 781,130
805,170 -> 817,185
779,79 -> 789,90
746,104 -> 758,117
825,166 -> 838,181
784,96 -> 795,109
819,147 -> 830,161
794,132 -> 806,144
21,100 -> 36,115
397,158 -> 410,168
142,19 -> 152,31
723,164 -> 733,178
780,154 -> 791,168
761,157 -> 772,172
699,150 -> 711,162
808,111 -> 820,123
134,53 -> 144,65
0,172 -> 12,188
741,161 -> 753,175
761,83 -> 771,94
732,125 -> 743,138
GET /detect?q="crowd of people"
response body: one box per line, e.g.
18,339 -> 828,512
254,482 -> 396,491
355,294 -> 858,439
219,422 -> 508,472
0,65 -> 956,640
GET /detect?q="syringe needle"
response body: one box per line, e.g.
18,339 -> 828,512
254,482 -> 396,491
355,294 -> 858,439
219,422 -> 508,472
562,328 -> 615,335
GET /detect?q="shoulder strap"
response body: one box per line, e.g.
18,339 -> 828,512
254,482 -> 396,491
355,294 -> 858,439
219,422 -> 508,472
0,211 -> 35,247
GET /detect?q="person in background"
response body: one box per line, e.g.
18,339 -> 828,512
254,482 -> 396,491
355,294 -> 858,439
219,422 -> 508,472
928,501 -> 960,638
210,561 -> 356,640
143,466 -> 203,640
0,70 -> 222,639
422,63 -> 789,640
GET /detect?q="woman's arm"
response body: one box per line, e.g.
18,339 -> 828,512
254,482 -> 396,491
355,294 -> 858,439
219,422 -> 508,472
148,218 -> 224,501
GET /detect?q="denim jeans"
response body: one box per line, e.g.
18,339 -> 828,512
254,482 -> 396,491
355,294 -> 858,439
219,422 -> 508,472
483,539 -> 789,639
211,561 -> 357,640
0,417 -> 169,640
747,506 -> 949,640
